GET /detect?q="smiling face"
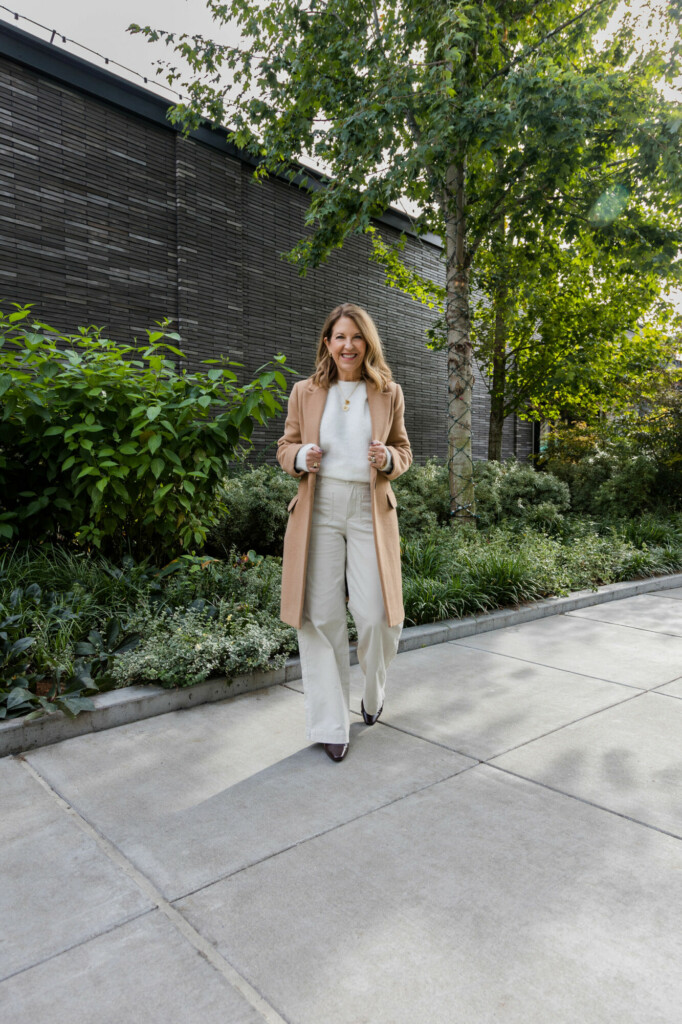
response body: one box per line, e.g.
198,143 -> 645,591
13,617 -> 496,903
324,315 -> 367,381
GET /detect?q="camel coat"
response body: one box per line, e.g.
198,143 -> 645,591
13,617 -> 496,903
277,377 -> 413,630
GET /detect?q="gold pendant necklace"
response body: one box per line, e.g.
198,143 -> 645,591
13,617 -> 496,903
339,379 -> 362,412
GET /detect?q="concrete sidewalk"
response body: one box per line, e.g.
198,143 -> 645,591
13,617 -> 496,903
2,586 -> 682,1023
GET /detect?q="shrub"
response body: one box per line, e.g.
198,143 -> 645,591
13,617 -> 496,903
471,459 -> 570,529
0,304 -> 293,558
0,582 -> 139,719
112,599 -> 297,688
619,513 -> 682,549
400,520 -> 682,625
206,465 -> 297,557
497,461 -> 570,516
542,405 -> 682,516
391,458 -> 451,535
391,457 -> 571,534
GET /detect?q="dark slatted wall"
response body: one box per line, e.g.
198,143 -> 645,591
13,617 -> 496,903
0,28 -> 534,465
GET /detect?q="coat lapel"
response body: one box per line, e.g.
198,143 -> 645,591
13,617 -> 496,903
366,383 -> 392,442
304,381 -> 329,445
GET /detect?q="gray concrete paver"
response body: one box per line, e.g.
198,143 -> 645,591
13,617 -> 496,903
452,613 -> 682,687
491,691 -> 682,836
0,910 -> 266,1024
0,758 -> 153,982
567,593 -> 682,636
658,586 -> 682,600
24,685 -> 473,901
175,765 -> 682,1024
348,643 -> 641,759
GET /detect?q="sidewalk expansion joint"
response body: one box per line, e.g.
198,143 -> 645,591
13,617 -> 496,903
14,755 -> 291,1024
366,687 -> 645,765
473,688 -> 648,761
172,762 -> 480,902
487,762 -> 682,842
565,610 -> 682,640
0,908 -> 157,985
445,638 -> 652,691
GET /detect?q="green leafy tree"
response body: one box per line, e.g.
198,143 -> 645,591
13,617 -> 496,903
472,228 -> 682,456
130,0 -> 682,519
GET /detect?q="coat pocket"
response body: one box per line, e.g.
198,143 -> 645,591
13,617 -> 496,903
287,495 -> 299,512
386,490 -> 397,510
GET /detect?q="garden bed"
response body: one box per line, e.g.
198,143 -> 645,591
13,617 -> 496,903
3,569 -> 681,758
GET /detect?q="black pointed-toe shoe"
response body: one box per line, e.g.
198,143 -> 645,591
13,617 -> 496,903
361,700 -> 383,726
323,742 -> 349,762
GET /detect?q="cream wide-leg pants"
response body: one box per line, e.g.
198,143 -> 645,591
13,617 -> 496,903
297,476 -> 403,744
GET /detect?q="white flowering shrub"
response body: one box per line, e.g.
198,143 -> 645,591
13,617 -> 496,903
112,602 -> 297,688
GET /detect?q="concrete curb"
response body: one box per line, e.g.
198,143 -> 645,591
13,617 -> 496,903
2,571 -> 681,758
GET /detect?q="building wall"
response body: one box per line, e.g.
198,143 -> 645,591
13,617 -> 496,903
0,26 -> 533,465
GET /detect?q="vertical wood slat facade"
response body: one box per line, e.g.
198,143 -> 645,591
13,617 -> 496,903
0,22 -> 533,464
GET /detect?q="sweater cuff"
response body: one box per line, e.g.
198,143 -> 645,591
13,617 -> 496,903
381,449 -> 393,473
295,443 -> 316,472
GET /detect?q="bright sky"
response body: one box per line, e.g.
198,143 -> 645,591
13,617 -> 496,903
0,0 -> 242,101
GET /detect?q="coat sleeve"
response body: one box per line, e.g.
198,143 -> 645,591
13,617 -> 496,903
277,382 -> 307,478
383,383 -> 412,482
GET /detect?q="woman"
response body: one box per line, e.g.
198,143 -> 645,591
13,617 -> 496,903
277,303 -> 412,762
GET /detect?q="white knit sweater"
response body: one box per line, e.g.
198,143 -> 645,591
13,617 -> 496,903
294,381 -> 392,480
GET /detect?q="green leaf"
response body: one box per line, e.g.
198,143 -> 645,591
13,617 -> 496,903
11,636 -> 35,654
7,688 -> 35,710
147,406 -> 162,421
150,458 -> 164,479
58,695 -> 95,717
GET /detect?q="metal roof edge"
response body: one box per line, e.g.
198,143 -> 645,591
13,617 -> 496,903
0,20 -> 443,251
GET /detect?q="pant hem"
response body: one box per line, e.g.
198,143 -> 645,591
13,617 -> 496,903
307,731 -> 350,744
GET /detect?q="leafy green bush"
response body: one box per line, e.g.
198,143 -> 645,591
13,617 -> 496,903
542,407 -> 682,516
470,459 -> 570,529
111,600 -> 296,688
392,459 -> 451,535
390,457 -> 571,533
0,582 -> 139,719
400,520 -> 682,625
0,304 -> 293,558
206,465 -> 297,557
620,513 -> 682,549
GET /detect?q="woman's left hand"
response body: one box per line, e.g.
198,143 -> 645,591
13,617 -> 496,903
368,440 -> 388,470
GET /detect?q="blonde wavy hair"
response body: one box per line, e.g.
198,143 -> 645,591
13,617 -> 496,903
311,303 -> 393,392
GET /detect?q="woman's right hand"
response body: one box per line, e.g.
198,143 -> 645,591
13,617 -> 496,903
306,445 -> 324,473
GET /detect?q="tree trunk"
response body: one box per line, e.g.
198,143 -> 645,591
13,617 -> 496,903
487,283 -> 507,461
444,160 -> 476,522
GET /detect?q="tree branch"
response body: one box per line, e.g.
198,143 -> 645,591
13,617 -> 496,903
482,0 -> 615,89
